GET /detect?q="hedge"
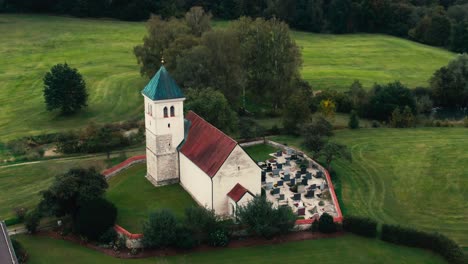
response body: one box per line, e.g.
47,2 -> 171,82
381,224 -> 465,264
4,217 -> 21,226
342,216 -> 377,238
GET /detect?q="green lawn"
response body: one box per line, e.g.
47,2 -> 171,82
0,14 -> 456,141
243,144 -> 278,162
271,128 -> 468,247
15,234 -> 446,264
294,31 -> 455,91
106,163 -> 196,233
0,149 -> 144,220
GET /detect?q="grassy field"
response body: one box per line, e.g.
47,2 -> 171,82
106,163 -> 196,233
0,149 -> 144,220
15,234 -> 446,264
0,14 -> 456,141
243,144 -> 278,162
271,128 -> 468,247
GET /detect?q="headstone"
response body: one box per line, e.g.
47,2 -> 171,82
306,172 -> 312,179
295,172 -> 301,178
277,163 -> 283,169
265,182 -> 273,190
290,179 -> 296,185
279,194 -> 285,200
292,193 -> 301,200
276,150 -> 282,157
273,169 -> 280,176
277,180 -> 283,186
283,174 -> 290,181
320,181 -> 325,190
301,178 -> 308,185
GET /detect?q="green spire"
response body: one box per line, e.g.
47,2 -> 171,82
141,66 -> 184,101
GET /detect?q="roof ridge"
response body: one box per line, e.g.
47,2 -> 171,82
187,110 -> 237,145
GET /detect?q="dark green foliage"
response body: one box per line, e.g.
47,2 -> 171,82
184,206 -> 231,247
142,209 -> 178,249
318,213 -> 336,233
450,20 -> 468,53
39,167 -> 108,218
24,210 -> 41,234
430,54 -> 468,108
283,91 -> 312,135
237,195 -> 296,239
43,63 -> 88,115
367,81 -> 416,121
319,142 -> 352,171
185,88 -> 239,134
4,217 -> 21,226
173,224 -> 198,249
208,229 -> 230,247
239,117 -> 265,139
381,224 -> 466,264
74,198 -> 117,241
390,106 -> 415,128
409,7 -> 452,47
348,110 -> 359,129
11,239 -> 28,264
301,116 -> 333,158
342,216 -> 377,238
98,227 -> 118,244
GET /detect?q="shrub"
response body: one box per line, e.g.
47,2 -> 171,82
4,217 -> 21,226
24,210 -> 41,234
318,213 -> 336,233
173,224 -> 198,249
74,198 -> 117,241
184,206 -> 218,244
142,209 -> 178,249
342,216 -> 377,238
99,227 -> 118,244
348,110 -> 360,129
14,207 -> 28,222
237,195 -> 296,239
11,239 -> 28,264
381,224 -> 465,264
208,229 -> 230,247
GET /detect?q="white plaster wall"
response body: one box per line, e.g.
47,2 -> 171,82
179,154 -> 213,209
152,98 -> 185,150
212,145 -> 261,215
237,192 -> 254,207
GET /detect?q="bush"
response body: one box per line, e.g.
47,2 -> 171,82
99,227 -> 118,244
173,224 -> 198,249
142,209 -> 178,249
14,207 -> 28,222
342,216 -> 377,238
4,217 -> 21,226
74,198 -> 117,241
24,210 -> 41,234
381,224 -> 465,264
237,195 -> 296,239
11,239 -> 28,264
348,110 -> 359,129
184,206 -> 218,244
208,229 -> 230,247
318,213 -> 336,233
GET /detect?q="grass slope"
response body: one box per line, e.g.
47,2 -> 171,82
106,163 -> 196,233
0,14 -> 455,141
15,234 -> 446,264
243,144 -> 277,162
0,149 -> 144,220
294,31 -> 455,91
271,128 -> 468,246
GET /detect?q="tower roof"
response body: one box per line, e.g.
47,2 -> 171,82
141,66 -> 184,101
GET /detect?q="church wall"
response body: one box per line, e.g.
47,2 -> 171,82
179,153 -> 213,209
212,145 -> 261,215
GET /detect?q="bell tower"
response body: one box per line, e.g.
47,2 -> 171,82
142,64 -> 185,186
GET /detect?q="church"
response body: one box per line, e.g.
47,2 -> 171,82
141,65 -> 261,216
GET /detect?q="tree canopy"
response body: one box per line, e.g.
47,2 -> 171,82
43,63 -> 88,115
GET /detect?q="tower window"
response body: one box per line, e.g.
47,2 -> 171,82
168,123 -> 170,128
163,107 -> 168,118
170,106 -> 175,117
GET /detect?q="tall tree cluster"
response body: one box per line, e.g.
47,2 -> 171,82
134,7 -> 303,114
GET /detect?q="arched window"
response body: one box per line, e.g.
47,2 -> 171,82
170,106 -> 175,117
163,107 -> 168,118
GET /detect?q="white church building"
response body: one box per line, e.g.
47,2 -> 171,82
142,65 -> 261,216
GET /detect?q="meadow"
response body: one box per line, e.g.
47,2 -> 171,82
0,14 -> 456,141
15,234 -> 446,264
270,128 -> 468,247
0,148 -> 144,220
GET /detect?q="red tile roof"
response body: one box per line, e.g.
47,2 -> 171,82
227,183 -> 249,202
180,111 -> 237,177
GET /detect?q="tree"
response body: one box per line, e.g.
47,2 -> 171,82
450,20 -> 468,53
39,168 -> 108,219
239,117 -> 264,139
367,81 -> 416,121
283,91 -> 312,135
142,209 -> 178,248
185,6 -> 212,37
43,63 -> 88,115
237,195 -> 296,239
318,213 -> 336,233
402,105 -> 415,127
320,142 -> 351,171
348,110 -> 360,129
301,116 -> 333,158
319,99 -> 337,119
327,0 -> 353,33
390,107 -> 403,128
430,54 -> 468,108
24,210 -> 41,234
409,7 -> 452,47
74,198 -> 117,240
185,88 -> 239,133
347,80 -> 367,110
